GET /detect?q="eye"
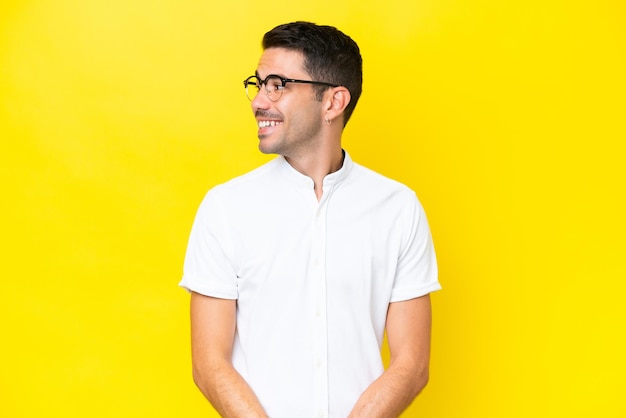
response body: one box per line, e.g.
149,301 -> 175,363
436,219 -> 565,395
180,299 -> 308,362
267,76 -> 285,91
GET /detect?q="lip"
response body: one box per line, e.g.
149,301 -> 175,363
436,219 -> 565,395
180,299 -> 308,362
254,110 -> 284,137
256,118 -> 284,138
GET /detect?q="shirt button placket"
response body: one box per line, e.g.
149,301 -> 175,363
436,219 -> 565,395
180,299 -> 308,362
312,198 -> 329,418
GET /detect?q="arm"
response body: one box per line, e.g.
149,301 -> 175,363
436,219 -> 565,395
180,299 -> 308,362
348,294 -> 433,418
190,291 -> 268,417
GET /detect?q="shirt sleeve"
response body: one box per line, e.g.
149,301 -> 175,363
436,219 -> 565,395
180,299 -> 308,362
179,188 -> 239,299
389,192 -> 440,302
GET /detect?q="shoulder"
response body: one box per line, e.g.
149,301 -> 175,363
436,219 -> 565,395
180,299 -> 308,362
216,157 -> 282,191
347,161 -> 417,203
203,157 -> 283,202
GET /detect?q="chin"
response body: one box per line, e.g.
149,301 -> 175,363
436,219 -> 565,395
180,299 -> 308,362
258,143 -> 277,155
258,138 -> 282,155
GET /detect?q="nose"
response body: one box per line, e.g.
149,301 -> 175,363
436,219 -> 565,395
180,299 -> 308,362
251,87 -> 270,112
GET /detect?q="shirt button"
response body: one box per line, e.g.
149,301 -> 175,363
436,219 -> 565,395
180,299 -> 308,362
315,359 -> 322,368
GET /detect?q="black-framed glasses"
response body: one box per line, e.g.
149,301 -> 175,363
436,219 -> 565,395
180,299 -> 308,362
243,74 -> 339,101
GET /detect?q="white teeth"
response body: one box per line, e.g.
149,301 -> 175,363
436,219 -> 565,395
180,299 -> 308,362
258,120 -> 281,128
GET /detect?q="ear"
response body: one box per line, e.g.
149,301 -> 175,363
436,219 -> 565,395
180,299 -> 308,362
323,87 -> 351,124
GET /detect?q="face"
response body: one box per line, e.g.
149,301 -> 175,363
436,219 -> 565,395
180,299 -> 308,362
250,48 -> 326,157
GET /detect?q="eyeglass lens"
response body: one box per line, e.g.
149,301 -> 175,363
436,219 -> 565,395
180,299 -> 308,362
245,76 -> 284,101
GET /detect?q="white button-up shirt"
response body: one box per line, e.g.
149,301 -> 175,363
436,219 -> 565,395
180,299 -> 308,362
181,152 -> 440,417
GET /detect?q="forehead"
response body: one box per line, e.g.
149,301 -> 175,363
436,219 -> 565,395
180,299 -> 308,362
256,48 -> 307,78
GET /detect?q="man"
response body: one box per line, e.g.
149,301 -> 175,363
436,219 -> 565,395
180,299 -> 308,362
180,21 -> 440,417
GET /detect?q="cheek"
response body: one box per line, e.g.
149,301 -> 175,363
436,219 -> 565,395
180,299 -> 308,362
291,100 -> 322,124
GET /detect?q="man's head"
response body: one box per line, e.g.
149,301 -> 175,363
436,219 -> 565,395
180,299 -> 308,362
262,21 -> 362,126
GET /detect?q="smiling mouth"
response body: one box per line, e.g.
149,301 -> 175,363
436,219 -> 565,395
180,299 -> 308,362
258,120 -> 283,128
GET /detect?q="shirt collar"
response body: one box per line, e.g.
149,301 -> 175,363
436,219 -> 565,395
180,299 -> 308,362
277,150 -> 353,189
323,150 -> 352,187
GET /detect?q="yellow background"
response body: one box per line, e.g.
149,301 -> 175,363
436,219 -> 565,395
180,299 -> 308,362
1,0 -> 624,416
